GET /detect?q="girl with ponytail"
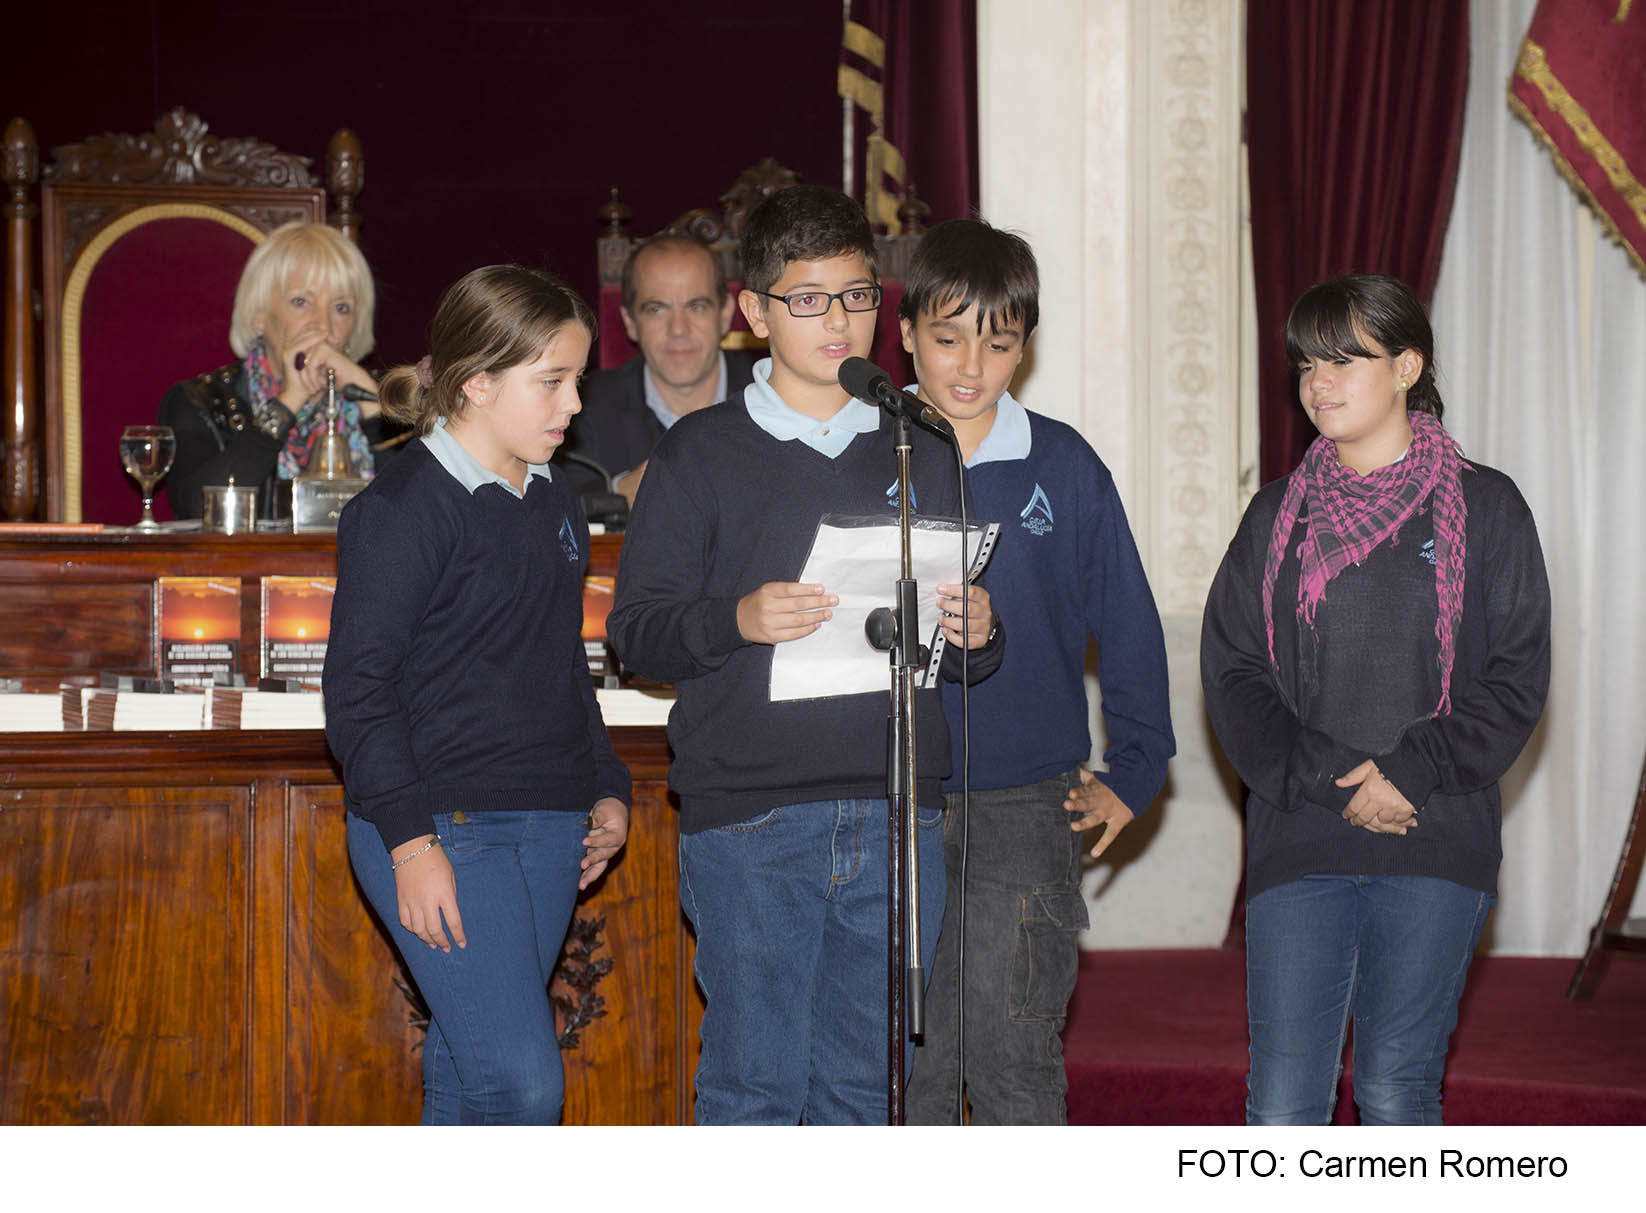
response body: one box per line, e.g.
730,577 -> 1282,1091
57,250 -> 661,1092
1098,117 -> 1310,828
324,265 -> 628,1124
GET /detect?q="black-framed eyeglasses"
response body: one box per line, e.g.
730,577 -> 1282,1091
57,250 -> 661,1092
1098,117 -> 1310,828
750,284 -> 883,318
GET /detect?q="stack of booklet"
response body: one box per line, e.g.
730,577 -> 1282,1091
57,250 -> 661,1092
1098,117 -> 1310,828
16,682 -> 649,732
0,692 -> 65,731
592,687 -> 674,727
207,686 -> 326,730
66,681 -> 208,730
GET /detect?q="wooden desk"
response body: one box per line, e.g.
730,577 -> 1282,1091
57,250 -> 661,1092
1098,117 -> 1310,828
0,531 -> 702,1124
0,529 -> 622,690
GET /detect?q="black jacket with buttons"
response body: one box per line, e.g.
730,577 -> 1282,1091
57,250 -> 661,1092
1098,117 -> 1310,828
159,362 -> 405,519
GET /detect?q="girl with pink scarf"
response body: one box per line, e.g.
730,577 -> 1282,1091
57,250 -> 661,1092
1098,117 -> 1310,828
1201,274 -> 1550,1124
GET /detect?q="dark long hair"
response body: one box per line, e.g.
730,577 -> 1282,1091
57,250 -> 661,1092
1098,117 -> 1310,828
1284,273 -> 1443,419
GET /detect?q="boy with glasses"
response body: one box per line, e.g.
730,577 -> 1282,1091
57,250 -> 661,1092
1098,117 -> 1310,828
609,186 -> 1004,1124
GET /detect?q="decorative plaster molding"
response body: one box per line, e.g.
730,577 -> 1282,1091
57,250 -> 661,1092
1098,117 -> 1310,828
1131,0 -> 1241,617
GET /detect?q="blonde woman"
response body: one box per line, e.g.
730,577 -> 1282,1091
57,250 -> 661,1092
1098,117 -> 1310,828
160,221 -> 395,518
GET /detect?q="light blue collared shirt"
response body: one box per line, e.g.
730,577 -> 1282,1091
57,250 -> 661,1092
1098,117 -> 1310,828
745,357 -> 881,458
642,352 -> 730,433
903,384 -> 1032,468
421,417 -> 553,499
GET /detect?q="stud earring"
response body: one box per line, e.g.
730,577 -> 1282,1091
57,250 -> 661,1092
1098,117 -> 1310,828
1399,379 -> 1410,391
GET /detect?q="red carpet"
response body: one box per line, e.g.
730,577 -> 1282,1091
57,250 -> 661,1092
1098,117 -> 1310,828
1063,948 -> 1646,1124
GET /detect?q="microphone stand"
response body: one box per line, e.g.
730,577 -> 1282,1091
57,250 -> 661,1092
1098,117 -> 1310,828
865,408 -> 926,1125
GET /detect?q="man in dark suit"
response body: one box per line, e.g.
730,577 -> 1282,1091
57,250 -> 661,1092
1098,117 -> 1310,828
561,234 -> 757,506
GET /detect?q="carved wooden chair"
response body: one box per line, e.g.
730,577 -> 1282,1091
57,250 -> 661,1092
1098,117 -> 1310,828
2,109 -> 363,523
594,156 -> 929,374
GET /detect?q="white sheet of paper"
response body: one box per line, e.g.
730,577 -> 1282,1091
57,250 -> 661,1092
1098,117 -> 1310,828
769,517 -> 998,702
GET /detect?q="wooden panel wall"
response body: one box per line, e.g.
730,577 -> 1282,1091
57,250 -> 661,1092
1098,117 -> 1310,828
0,730 -> 689,1125
0,530 -> 624,690
0,532 -> 699,1124
279,782 -> 424,1125
0,784 -> 252,1123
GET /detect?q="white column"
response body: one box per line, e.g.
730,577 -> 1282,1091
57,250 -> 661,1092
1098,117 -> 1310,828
976,0 -> 1246,947
977,0 -> 1091,434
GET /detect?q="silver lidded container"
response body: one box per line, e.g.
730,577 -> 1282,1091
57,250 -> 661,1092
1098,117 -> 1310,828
200,476 -> 259,534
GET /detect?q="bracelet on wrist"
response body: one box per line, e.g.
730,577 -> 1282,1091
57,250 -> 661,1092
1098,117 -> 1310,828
253,399 -> 294,439
391,835 -> 440,870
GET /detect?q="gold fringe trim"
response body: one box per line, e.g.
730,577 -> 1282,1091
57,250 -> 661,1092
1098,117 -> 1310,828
61,204 -> 263,521
1510,37 -> 1646,279
842,20 -> 885,67
1617,1 -> 1633,23
1514,40 -> 1646,228
1508,90 -> 1646,279
837,63 -> 882,118
838,22 -> 904,233
874,134 -> 906,185
866,134 -> 905,233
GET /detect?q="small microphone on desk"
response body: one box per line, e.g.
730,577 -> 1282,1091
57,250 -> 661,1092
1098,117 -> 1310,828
555,449 -> 630,529
837,357 -> 954,439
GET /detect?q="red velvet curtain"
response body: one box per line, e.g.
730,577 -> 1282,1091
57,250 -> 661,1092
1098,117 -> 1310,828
842,0 -> 979,229
1247,0 -> 1471,485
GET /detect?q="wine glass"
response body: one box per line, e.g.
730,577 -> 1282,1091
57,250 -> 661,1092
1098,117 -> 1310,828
119,425 -> 176,531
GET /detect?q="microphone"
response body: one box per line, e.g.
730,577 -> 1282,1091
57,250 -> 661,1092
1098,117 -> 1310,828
554,449 -> 631,528
290,353 -> 377,403
837,357 -> 954,439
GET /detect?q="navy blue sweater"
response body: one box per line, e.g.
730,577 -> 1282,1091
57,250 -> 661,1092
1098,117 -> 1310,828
1201,461 -> 1550,898
607,391 -> 1003,834
949,411 -> 1174,814
324,440 -> 631,852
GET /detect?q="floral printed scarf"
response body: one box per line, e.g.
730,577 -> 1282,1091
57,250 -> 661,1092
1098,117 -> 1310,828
242,339 -> 375,480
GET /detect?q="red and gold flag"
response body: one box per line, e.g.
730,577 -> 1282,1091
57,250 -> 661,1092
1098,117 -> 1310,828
1510,0 -> 1646,275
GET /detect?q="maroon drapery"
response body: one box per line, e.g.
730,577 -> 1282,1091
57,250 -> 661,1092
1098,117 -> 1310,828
1246,0 -> 1470,485
840,0 -> 979,230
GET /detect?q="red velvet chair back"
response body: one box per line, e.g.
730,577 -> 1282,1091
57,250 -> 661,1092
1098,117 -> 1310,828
55,211 -> 266,524
4,110 -> 361,522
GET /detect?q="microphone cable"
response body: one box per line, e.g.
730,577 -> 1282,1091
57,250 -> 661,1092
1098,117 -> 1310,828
949,433 -> 971,1124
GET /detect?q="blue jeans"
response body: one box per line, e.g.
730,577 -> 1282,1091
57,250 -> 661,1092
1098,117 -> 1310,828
1245,873 -> 1495,1125
679,798 -> 946,1124
906,769 -> 1088,1125
348,808 -> 585,1125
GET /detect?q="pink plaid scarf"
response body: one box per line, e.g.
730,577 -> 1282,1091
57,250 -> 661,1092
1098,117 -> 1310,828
1261,411 -> 1468,715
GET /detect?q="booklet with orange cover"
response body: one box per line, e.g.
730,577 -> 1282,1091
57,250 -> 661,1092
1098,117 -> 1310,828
260,576 -> 335,688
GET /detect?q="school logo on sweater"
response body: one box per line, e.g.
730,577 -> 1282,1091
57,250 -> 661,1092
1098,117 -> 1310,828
884,478 -> 918,514
1020,484 -> 1054,536
558,516 -> 580,563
